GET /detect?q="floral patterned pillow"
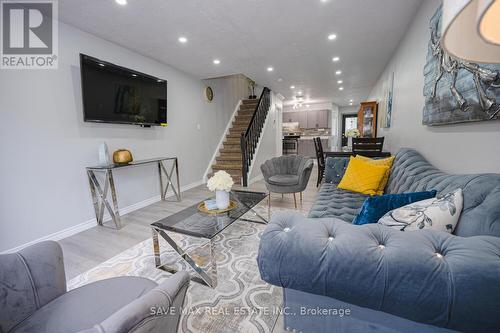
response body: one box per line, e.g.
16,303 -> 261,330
378,188 -> 463,233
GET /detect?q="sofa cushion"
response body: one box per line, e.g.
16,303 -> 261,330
356,155 -> 395,195
12,277 -> 157,333
353,190 -> 437,225
379,188 -> 463,233
387,149 -> 500,237
309,184 -> 368,221
338,157 -> 389,196
324,157 -> 349,184
268,174 -> 299,186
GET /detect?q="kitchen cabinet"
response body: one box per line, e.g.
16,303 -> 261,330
283,110 -> 330,129
298,112 -> 308,129
284,112 -> 298,123
318,110 -> 329,128
306,111 -> 318,128
297,139 -> 311,157
297,138 -> 330,158
307,110 -> 329,128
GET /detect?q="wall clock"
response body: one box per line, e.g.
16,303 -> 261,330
204,86 -> 214,102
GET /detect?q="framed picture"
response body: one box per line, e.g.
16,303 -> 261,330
380,72 -> 394,128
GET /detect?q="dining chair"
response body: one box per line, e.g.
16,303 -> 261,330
352,137 -> 384,156
313,137 -> 325,187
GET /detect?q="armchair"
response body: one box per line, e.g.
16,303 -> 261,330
260,155 -> 313,209
0,241 -> 189,333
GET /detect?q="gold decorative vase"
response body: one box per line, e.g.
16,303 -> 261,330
113,149 -> 133,164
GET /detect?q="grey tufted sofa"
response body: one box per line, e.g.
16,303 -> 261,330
260,155 -> 313,208
258,149 -> 500,333
0,241 -> 189,333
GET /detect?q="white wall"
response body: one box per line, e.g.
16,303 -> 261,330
203,74 -> 250,137
248,92 -> 282,182
368,0 -> 500,173
0,23 -> 236,252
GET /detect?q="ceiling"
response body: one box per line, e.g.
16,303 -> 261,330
58,0 -> 423,106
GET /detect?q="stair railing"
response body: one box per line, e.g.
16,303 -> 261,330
240,87 -> 271,186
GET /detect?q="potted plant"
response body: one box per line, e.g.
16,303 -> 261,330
247,78 -> 257,99
345,128 -> 360,151
207,170 -> 234,209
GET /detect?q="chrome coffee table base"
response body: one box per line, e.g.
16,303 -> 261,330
152,227 -> 218,288
151,190 -> 268,288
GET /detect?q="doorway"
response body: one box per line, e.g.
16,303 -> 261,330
341,114 -> 358,147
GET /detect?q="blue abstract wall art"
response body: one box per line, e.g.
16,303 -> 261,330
423,7 -> 500,126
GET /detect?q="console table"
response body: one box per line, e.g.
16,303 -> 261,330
86,157 -> 181,229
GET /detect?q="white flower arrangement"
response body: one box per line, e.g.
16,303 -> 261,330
207,170 -> 234,192
346,128 -> 361,138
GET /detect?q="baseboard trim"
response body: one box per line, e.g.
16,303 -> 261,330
1,179 -> 204,254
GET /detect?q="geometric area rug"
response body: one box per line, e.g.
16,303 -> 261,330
67,206 -> 303,333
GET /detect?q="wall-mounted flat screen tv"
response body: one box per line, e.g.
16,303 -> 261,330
80,54 -> 167,126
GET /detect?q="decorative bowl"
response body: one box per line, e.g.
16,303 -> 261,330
113,149 -> 133,164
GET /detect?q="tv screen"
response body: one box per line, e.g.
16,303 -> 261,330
80,54 -> 167,126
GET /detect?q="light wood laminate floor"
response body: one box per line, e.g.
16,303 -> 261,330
59,166 -> 320,333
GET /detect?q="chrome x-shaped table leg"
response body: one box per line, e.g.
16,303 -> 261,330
232,192 -> 269,224
158,159 -> 181,201
87,170 -> 122,229
152,227 -> 218,288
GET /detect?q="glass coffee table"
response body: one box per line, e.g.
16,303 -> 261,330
151,190 -> 268,288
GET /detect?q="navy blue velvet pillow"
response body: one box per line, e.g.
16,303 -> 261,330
353,190 -> 438,225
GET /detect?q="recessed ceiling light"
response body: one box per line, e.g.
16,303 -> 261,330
349,99 -> 354,102
157,79 -> 163,83
267,67 -> 274,72
98,63 -> 105,67
277,78 -> 283,82
349,102 -> 353,105
320,0 -> 329,3
132,74 -> 137,77
178,36 -> 188,43
115,0 -> 127,5
335,70 -> 342,75
213,59 -> 220,65
290,85 -> 295,89
297,91 -> 303,95
332,56 -> 340,62
328,34 -> 337,40
306,104 -> 310,108
337,80 -> 343,84
339,87 -> 344,91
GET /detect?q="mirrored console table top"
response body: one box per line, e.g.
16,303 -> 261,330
87,157 -> 178,170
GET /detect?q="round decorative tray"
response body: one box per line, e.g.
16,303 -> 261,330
197,200 -> 237,214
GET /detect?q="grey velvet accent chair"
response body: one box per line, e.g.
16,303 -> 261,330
0,241 -> 189,333
260,155 -> 313,209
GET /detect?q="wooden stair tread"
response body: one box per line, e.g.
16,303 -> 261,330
220,148 -> 242,153
219,152 -> 242,161
212,164 -> 242,170
241,99 -> 259,105
209,97 -> 262,186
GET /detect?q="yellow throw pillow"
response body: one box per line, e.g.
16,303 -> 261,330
356,155 -> 396,195
356,155 -> 395,195
338,157 -> 389,196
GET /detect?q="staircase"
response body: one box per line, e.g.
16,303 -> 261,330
209,99 -> 260,185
